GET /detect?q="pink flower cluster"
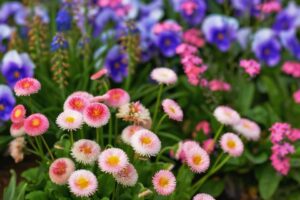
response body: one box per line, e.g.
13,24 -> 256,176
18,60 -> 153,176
293,90 -> 300,104
153,21 -> 182,35
182,29 -> 205,48
97,0 -> 130,17
282,61 -> 300,78
208,80 -> 231,92
239,59 -> 261,77
257,1 -> 282,14
269,122 -> 300,175
192,120 -> 211,138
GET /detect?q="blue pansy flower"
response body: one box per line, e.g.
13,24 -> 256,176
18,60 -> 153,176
56,8 -> 72,32
1,50 -> 35,87
155,31 -> 181,57
0,84 -> 15,123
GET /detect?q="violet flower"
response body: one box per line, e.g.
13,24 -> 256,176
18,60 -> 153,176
0,84 -> 16,123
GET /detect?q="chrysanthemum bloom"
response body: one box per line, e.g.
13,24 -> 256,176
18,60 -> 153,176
131,129 -> 161,157
64,95 -> 89,113
121,125 -> 144,144
152,170 -> 176,196
98,148 -> 129,174
117,102 -> 151,128
10,122 -> 25,137
14,77 -> 41,96
193,193 -> 215,200
104,88 -> 130,108
162,99 -> 183,121
49,158 -> 75,185
68,169 -> 98,197
83,103 -> 110,128
0,85 -> 16,122
56,110 -> 83,131
71,139 -> 101,165
113,163 -> 138,187
24,113 -> 49,136
220,133 -> 244,157
9,137 -> 26,163
186,146 -> 210,173
150,67 -> 178,85
90,68 -> 108,80
233,118 -> 261,141
213,106 -> 241,125
10,104 -> 26,123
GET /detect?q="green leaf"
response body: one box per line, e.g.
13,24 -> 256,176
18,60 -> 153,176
3,170 -> 17,200
175,165 -> 194,199
199,178 -> 224,197
245,150 -> 268,164
16,182 -> 28,200
258,165 -> 282,199
25,191 -> 48,200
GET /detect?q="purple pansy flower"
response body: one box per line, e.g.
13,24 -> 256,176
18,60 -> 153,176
0,2 -> 23,22
252,29 -> 281,66
280,29 -> 300,59
173,0 -> 206,25
93,9 -> 121,37
202,15 -> 239,52
1,50 -> 35,87
230,0 -> 260,14
0,85 -> 15,123
104,45 -> 128,83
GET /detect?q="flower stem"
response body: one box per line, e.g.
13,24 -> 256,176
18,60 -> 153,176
114,116 -> 118,144
34,137 -> 44,158
213,124 -> 224,142
109,115 -> 113,145
152,84 -> 164,127
70,131 -> 74,146
40,135 -> 55,161
156,146 -> 173,162
155,114 -> 167,132
96,128 -> 101,145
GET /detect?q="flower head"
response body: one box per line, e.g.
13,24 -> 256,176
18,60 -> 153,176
10,104 -> 26,123
10,122 -> 25,137
121,125 -> 144,144
220,133 -> 244,157
64,95 -> 89,113
152,170 -> 176,196
131,129 -> 161,156
186,146 -> 210,173
71,139 -> 101,165
202,139 -> 215,154
14,77 -> 41,96
113,163 -> 138,187
56,8 -> 72,32
162,99 -> 183,121
193,193 -> 215,200
56,110 -> 83,131
49,158 -> 75,185
104,88 -> 130,108
98,148 -> 129,174
68,170 -> 98,197
239,59 -> 261,77
150,67 -> 178,85
83,103 -> 110,128
213,106 -> 240,125
24,113 -> 49,136
233,118 -> 261,141
0,85 -> 16,122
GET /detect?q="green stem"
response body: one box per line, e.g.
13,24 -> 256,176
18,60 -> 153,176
70,131 -> 74,146
27,137 -> 40,156
155,114 -> 167,132
96,128 -> 101,145
156,146 -> 173,162
212,152 -> 224,169
34,137 -> 44,158
152,84 -> 164,127
213,124 -> 224,142
40,135 -> 55,161
80,129 -> 84,139
114,116 -> 118,144
109,115 -> 113,145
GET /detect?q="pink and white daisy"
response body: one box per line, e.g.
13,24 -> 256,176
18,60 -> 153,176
83,103 -> 110,128
69,91 -> 93,100
121,125 -> 144,145
10,104 -> 26,123
213,106 -> 241,125
10,122 -> 25,137
104,88 -> 130,108
150,67 -> 178,85
113,163 -> 138,187
90,68 -> 108,80
64,95 -> 89,113
68,169 -> 98,197
233,118 -> 261,141
152,170 -> 176,196
220,133 -> 244,157
56,110 -> 83,131
175,140 -> 200,162
49,158 -> 75,185
98,148 -> 129,174
162,99 -> 183,121
14,77 -> 41,96
186,146 -> 210,173
24,113 -> 49,136
130,129 -> 161,157
193,193 -> 215,200
71,139 -> 101,165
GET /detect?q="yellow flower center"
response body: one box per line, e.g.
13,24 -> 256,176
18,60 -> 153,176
140,136 -> 152,145
65,116 -> 75,123
74,100 -> 83,109
169,106 -> 176,114
243,122 -> 251,129
107,155 -> 120,166
31,118 -> 41,127
14,109 -> 22,118
227,140 -> 236,149
192,154 -> 202,165
0,104 -> 5,111
75,176 -> 90,189
158,177 -> 169,187
92,108 -> 102,117
80,144 -> 92,154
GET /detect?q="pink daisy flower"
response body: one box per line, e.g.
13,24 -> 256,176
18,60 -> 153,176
130,129 -> 161,157
64,95 -> 89,113
113,163 -> 138,187
220,133 -> 244,157
233,118 -> 261,141
175,140 -> 200,162
10,122 -> 25,137
104,88 -> 130,108
10,104 -> 26,123
162,99 -> 183,121
56,110 -> 83,131
24,113 -> 49,136
98,148 -> 129,174
121,125 -> 144,145
90,68 -> 108,80
152,170 -> 176,196
71,139 -> 101,165
193,193 -> 215,200
186,146 -> 210,173
150,67 -> 178,85
83,103 -> 110,128
49,158 -> 75,185
213,106 -> 241,125
14,77 -> 41,96
68,169 -> 98,197
69,91 -> 93,100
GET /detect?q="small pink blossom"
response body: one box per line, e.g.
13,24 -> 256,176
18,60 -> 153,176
209,80 -> 231,92
282,61 -> 300,78
240,59 -> 261,77
293,90 -> 300,104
